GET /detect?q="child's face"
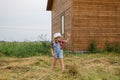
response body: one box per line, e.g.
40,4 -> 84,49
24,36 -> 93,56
55,37 -> 61,41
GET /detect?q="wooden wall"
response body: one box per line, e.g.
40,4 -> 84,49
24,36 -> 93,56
72,0 -> 120,51
52,0 -> 73,50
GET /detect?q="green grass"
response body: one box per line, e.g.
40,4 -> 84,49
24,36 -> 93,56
0,42 -> 119,58
0,42 -> 51,57
0,42 -> 120,80
0,53 -> 120,80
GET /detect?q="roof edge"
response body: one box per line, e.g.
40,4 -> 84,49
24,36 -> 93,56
46,0 -> 53,11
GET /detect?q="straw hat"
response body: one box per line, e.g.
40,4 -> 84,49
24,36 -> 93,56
54,32 -> 62,38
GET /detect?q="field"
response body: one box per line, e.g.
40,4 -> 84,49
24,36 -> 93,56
0,42 -> 120,80
0,53 -> 120,80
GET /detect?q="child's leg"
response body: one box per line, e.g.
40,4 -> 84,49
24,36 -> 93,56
59,58 -> 64,71
52,57 -> 57,70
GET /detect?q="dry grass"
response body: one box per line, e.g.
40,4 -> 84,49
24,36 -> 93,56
0,53 -> 120,80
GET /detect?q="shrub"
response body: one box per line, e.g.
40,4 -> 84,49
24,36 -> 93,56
106,42 -> 120,53
41,41 -> 51,55
89,40 -> 98,53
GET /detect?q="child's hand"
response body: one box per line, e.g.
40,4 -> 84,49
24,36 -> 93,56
66,33 -> 70,37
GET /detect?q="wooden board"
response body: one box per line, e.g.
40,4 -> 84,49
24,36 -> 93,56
72,0 -> 120,51
52,0 -> 73,50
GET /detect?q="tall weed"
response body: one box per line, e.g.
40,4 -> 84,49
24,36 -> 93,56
89,40 -> 98,53
0,42 -> 51,57
106,42 -> 120,53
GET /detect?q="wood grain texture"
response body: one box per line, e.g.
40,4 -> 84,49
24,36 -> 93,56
72,0 -> 120,51
52,0 -> 73,50
51,0 -> 120,51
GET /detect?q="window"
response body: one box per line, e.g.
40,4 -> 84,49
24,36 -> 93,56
61,15 -> 65,35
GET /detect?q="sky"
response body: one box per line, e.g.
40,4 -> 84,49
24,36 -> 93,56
0,0 -> 51,42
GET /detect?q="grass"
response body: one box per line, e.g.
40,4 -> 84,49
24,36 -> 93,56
0,42 -> 51,57
0,42 -> 120,80
0,53 -> 120,80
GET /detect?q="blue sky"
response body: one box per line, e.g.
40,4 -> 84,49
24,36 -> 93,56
0,0 -> 51,41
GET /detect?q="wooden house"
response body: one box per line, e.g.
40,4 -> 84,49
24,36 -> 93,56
47,0 -> 120,51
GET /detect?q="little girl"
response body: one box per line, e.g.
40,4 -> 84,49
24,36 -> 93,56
51,32 -> 70,71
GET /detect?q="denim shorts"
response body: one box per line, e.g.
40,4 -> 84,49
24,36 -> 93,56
54,50 -> 63,59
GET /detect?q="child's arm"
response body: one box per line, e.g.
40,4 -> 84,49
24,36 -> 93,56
51,41 -> 54,57
51,48 -> 54,57
62,33 -> 70,43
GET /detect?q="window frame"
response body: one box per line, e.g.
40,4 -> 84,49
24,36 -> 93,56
61,15 -> 65,35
